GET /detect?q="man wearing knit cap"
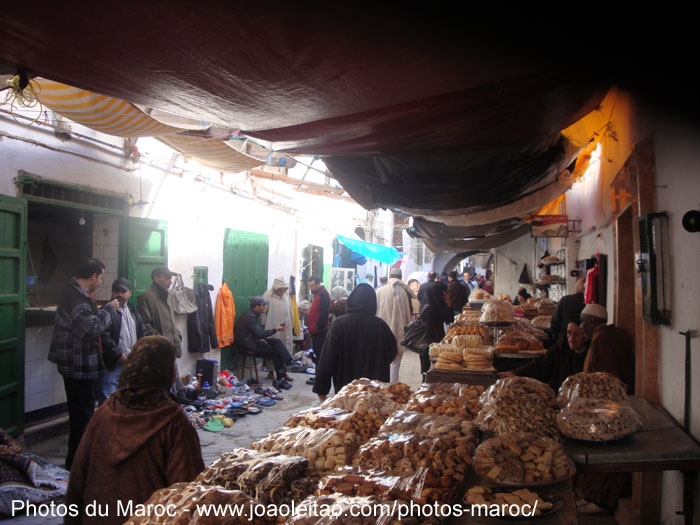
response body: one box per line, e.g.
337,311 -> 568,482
579,303 -> 635,393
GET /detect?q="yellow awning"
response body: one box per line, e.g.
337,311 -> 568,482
158,134 -> 263,173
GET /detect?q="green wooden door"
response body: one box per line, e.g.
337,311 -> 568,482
126,218 -> 168,306
0,195 -> 26,436
221,229 -> 269,369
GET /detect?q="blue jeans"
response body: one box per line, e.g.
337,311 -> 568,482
97,362 -> 122,405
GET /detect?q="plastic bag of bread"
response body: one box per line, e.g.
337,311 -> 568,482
285,406 -> 384,443
340,378 -> 412,404
378,410 -> 476,440
405,391 -> 481,420
531,315 -> 552,329
251,426 -> 359,472
352,431 -> 477,504
469,288 -> 491,301
415,382 -> 485,400
479,299 -> 515,323
480,376 -> 556,406
535,298 -> 557,315
321,389 -> 401,418
196,448 -> 318,505
557,371 -> 628,407
428,342 -> 461,357
556,398 -> 642,441
476,378 -> 559,439
496,332 -> 544,352
473,432 -> 575,485
123,482 -> 271,524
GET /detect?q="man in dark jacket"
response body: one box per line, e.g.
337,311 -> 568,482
447,270 -> 468,313
313,284 -> 397,400
417,270 -> 446,310
48,258 -> 119,469
307,275 -> 331,363
233,297 -> 294,389
98,278 -> 149,404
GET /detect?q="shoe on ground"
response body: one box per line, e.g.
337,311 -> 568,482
306,377 -> 315,385
281,374 -> 294,382
267,371 -> 275,380
276,379 -> 293,390
263,388 -> 283,400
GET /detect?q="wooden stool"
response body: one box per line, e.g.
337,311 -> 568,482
236,344 -> 259,382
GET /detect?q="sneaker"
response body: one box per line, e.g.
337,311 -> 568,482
306,377 -> 315,385
256,397 -> 276,407
276,379 -> 293,390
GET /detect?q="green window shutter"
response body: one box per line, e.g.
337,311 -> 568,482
126,218 -> 168,306
0,195 -> 27,436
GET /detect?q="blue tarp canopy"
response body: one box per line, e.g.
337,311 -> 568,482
336,234 -> 400,265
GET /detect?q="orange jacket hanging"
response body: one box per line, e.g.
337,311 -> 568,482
215,282 -> 235,347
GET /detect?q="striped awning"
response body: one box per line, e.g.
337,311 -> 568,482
34,78 -> 264,172
158,134 -> 263,173
35,78 -> 184,137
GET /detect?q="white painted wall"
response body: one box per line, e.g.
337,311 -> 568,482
651,115 -> 700,525
493,233 -> 534,299
2,114 -> 368,413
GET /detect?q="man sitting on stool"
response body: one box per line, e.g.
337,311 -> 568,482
234,296 -> 294,389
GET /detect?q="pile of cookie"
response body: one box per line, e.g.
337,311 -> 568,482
473,432 -> 575,484
285,406 -> 385,443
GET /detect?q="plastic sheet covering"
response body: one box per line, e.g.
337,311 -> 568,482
423,224 -> 531,252
123,482 -> 267,525
324,134 -> 574,212
409,217 -> 525,240
473,432 -> 575,485
557,372 -> 628,408
336,235 -> 400,265
556,399 -> 642,441
251,426 -> 359,472
285,406 -> 385,443
195,448 -> 317,505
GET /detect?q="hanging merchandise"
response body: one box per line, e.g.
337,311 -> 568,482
215,282 -> 235,347
169,274 -> 198,314
518,263 -> 531,285
187,283 -> 219,353
289,276 -> 301,337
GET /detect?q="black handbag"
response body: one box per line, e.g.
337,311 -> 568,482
400,317 -> 431,355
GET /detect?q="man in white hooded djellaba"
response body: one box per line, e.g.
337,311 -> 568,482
262,276 -> 294,355
375,267 -> 415,383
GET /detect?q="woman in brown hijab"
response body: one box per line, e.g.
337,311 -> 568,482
66,336 -> 204,524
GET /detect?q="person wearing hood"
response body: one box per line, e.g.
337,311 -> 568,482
313,283 -> 397,400
65,335 -> 204,525
418,282 -> 454,376
376,267 -> 415,383
261,276 -> 294,378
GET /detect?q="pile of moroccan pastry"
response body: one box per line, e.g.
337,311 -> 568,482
464,486 -> 554,516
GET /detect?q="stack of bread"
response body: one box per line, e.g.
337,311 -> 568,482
434,350 -> 464,370
494,332 -> 544,355
536,298 -> 557,315
479,299 -> 515,323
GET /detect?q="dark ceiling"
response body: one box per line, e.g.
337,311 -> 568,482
1,4 -> 694,252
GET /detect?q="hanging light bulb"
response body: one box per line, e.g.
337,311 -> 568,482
78,213 -> 86,226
